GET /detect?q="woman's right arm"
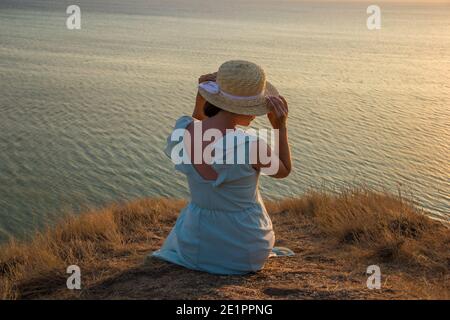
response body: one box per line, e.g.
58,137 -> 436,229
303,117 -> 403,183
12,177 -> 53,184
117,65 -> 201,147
252,95 -> 292,178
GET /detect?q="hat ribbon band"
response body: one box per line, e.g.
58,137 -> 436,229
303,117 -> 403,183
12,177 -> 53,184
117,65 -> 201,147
199,81 -> 264,101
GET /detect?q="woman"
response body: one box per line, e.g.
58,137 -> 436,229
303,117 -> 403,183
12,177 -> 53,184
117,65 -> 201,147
152,60 -> 292,275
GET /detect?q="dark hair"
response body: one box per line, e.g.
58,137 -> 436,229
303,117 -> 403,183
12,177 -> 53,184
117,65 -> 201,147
204,101 -> 222,117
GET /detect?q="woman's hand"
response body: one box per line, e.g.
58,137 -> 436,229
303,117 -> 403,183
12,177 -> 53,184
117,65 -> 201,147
198,72 -> 217,84
193,72 -> 217,120
267,95 -> 288,129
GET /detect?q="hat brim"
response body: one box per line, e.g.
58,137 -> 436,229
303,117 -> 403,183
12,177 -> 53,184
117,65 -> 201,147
198,81 -> 279,116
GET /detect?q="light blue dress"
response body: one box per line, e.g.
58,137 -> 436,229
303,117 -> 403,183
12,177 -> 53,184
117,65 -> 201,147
152,115 -> 276,275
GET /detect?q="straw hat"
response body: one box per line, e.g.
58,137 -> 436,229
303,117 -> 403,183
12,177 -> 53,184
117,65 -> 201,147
198,60 -> 279,116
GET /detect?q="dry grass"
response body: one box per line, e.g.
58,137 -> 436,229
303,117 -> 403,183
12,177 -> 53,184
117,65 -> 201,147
0,189 -> 448,300
0,198 -> 185,299
307,188 -> 450,273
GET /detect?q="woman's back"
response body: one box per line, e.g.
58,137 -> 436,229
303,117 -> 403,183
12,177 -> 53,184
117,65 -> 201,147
167,115 -> 262,211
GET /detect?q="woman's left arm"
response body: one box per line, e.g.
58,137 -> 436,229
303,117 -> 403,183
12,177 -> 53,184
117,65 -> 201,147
192,72 -> 217,120
193,92 -> 207,120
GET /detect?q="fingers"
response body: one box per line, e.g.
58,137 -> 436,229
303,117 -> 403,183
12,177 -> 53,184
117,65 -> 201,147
266,96 -> 276,114
274,96 -> 288,118
205,73 -> 216,81
279,95 -> 288,112
273,95 -> 287,115
198,72 -> 217,83
268,96 -> 287,118
266,97 -> 280,117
